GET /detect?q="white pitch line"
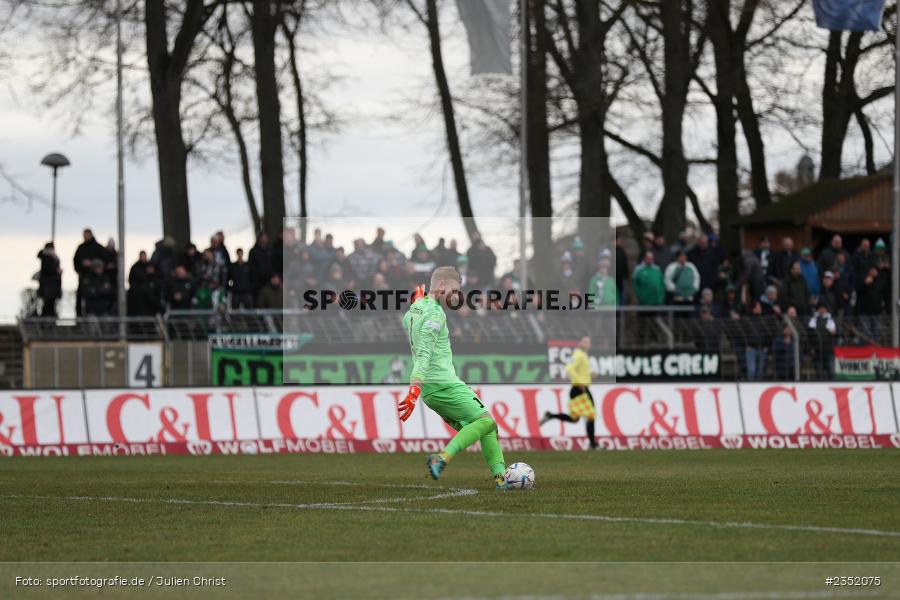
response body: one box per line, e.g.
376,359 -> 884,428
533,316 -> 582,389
184,479 -> 480,505
2,493 -> 900,539
204,479 -> 439,489
266,479 -> 444,490
0,487 -> 477,510
318,487 -> 478,506
312,505 -> 900,539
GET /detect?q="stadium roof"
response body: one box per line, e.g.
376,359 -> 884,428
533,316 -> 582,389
735,172 -> 892,226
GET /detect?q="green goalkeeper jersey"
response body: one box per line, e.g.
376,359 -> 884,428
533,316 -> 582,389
402,296 -> 461,387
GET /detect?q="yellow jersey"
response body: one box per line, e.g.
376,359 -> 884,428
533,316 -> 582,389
565,348 -> 591,386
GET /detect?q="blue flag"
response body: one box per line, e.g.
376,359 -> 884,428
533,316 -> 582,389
813,0 -> 887,31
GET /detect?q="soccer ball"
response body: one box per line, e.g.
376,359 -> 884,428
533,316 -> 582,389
504,462 -> 535,490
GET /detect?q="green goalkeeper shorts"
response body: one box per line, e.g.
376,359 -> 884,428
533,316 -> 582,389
421,382 -> 489,432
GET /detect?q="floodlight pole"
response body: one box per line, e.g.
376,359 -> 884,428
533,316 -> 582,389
51,168 -> 59,245
518,0 -> 529,292
116,0 -> 127,339
893,3 -> 900,348
40,154 -> 71,245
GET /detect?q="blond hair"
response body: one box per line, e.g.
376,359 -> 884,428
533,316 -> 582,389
430,266 -> 462,289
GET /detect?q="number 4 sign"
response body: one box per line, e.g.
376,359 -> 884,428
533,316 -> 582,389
128,343 -> 163,388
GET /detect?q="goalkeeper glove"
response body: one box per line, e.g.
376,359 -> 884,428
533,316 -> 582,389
398,384 -> 421,422
412,284 -> 425,304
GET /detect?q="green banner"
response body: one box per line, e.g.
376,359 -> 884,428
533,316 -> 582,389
212,349 -> 549,386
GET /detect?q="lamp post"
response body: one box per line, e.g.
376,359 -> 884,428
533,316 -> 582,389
116,0 -> 126,338
893,2 -> 900,348
40,153 -> 71,245
518,0 -> 528,293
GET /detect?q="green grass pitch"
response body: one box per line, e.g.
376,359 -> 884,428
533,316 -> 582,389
1,450 -> 899,598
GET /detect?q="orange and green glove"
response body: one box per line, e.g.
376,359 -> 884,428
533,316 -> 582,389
398,384 -> 421,422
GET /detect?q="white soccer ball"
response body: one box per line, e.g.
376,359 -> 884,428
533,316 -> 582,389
504,462 -> 535,490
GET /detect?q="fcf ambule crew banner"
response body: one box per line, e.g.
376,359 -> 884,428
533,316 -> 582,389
546,340 -> 720,381
1,383 -> 899,456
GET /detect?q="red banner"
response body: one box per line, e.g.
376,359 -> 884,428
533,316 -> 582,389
739,383 -> 897,435
0,391 -> 87,446
0,384 -> 898,456
3,434 -> 899,457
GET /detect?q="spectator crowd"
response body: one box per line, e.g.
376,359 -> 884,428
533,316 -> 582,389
627,231 -> 893,380
35,226 -> 894,381
36,226 -> 507,317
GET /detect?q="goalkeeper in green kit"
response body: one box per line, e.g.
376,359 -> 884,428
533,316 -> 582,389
399,266 -> 510,490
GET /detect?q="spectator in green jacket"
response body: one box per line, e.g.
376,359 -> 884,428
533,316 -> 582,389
589,256 -> 617,307
257,274 -> 284,309
633,251 -> 665,306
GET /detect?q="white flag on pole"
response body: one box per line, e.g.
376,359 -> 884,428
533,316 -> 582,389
455,0 -> 512,74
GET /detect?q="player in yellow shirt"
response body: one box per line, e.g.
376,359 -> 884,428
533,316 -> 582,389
541,335 -> 598,449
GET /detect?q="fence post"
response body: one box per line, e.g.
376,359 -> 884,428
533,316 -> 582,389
656,313 -> 674,350
29,346 -> 35,389
205,341 -> 212,385
167,342 -> 175,387
784,316 -> 801,382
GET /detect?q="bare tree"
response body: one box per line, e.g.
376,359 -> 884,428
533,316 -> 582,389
698,0 -> 804,242
704,0 -> 740,252
395,0 -> 480,242
190,4 -> 262,234
604,127 -> 711,233
282,1 -> 309,242
3,1 -> 222,251
4,0 -> 344,250
544,0 -> 629,223
658,0 -> 703,240
249,0 -> 286,239
728,0 -> 802,209
819,7 -> 895,180
525,0 -> 554,287
624,0 -> 706,241
146,0 -> 219,253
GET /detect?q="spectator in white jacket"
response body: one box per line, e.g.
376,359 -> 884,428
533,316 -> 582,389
664,251 -> 701,307
808,303 -> 837,379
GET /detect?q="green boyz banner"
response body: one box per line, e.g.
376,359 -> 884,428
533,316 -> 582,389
211,348 -> 549,386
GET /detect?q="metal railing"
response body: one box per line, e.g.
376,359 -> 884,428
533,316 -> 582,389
0,324 -> 24,389
18,307 -> 701,345
4,308 -> 897,387
19,316 -> 165,343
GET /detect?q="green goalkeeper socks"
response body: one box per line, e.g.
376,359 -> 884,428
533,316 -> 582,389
480,422 -> 507,477
443,416 -> 506,477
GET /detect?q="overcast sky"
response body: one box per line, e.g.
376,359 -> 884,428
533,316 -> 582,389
0,7 -> 525,317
